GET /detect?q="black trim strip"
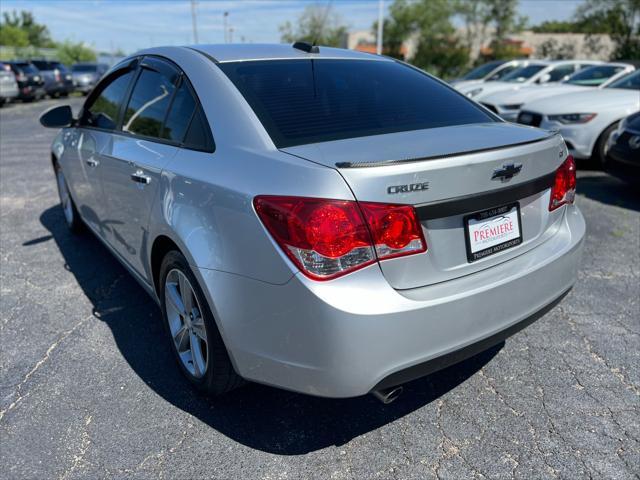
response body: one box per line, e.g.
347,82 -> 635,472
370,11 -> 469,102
335,133 -> 557,169
416,171 -> 555,221
188,47 -> 219,64
372,288 -> 571,392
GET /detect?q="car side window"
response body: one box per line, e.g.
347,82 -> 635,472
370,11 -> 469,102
183,106 -> 214,152
83,69 -> 135,130
161,81 -> 195,143
161,76 -> 214,152
122,67 -> 177,139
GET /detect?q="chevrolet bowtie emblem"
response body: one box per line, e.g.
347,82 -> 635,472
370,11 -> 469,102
492,163 -> 522,182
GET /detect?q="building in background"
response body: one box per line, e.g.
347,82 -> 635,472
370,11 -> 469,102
345,29 -> 615,62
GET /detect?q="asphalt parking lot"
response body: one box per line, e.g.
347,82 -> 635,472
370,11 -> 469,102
1,97 -> 638,480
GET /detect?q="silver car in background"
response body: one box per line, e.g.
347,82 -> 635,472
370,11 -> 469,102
40,44 -> 585,402
0,62 -> 19,106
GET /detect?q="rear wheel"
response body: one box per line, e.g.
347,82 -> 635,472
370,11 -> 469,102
54,165 -> 84,233
159,251 -> 243,396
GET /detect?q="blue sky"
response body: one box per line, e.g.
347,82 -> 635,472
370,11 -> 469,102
1,0 -> 585,53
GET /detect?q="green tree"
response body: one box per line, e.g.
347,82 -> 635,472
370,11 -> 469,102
0,24 -> 29,47
279,5 -> 347,47
576,0 -> 640,59
56,41 -> 97,65
1,10 -> 55,47
377,0 -> 469,78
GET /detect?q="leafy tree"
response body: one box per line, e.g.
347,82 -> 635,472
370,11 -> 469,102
279,5 -> 347,47
538,38 -> 576,59
576,0 -> 640,59
0,24 -> 29,47
377,0 -> 469,78
56,41 -> 97,65
1,10 -> 55,47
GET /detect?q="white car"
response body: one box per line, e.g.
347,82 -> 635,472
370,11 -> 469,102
479,63 -> 635,121
450,59 -> 525,89
517,69 -> 640,164
458,60 -> 601,100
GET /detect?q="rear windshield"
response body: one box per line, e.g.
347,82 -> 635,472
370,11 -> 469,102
219,59 -> 495,148
72,64 -> 97,72
16,63 -> 38,74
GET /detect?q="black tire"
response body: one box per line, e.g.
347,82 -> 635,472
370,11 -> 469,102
54,163 -> 84,233
159,250 -> 243,396
593,123 -> 618,168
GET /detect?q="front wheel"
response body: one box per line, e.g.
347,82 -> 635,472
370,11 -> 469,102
593,123 -> 618,168
55,165 -> 84,233
159,251 -> 243,396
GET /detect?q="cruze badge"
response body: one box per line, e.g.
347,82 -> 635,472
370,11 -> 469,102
492,163 -> 522,182
387,182 -> 430,194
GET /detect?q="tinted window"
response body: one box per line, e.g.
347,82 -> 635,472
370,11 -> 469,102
31,61 -> 52,70
607,70 -> 640,90
463,61 -> 504,80
566,65 -> 625,86
84,70 -> 134,130
546,65 -> 576,82
162,81 -> 196,142
502,65 -> 546,83
122,68 -> 176,138
487,64 -> 518,81
183,107 -> 213,151
72,64 -> 97,73
220,59 -> 494,148
15,63 -> 38,74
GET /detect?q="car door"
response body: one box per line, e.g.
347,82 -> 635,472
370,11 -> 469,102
98,56 -> 181,279
64,64 -> 137,235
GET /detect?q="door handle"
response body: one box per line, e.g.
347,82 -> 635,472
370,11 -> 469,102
130,169 -> 151,185
85,158 -> 99,167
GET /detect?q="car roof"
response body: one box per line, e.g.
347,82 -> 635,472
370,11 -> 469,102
186,43 -> 387,63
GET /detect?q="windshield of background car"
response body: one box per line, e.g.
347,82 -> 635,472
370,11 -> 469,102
502,65 -> 546,83
72,65 -> 97,73
463,61 -> 504,80
219,59 -> 495,148
606,70 -> 640,90
565,65 -> 626,86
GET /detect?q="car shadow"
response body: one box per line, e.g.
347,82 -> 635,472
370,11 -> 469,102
31,204 -> 501,454
576,171 -> 640,212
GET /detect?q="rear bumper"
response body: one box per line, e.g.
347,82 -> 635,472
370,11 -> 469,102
199,204 -> 585,398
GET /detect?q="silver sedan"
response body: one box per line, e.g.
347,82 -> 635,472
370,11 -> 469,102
40,43 -> 585,402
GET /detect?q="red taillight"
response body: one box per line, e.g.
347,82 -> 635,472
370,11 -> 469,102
549,155 -> 576,211
254,196 -> 427,280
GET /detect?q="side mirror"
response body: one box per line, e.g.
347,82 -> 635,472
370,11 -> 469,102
40,105 -> 74,128
537,73 -> 551,84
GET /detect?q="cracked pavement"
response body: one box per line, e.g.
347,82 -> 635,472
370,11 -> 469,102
1,98 -> 639,479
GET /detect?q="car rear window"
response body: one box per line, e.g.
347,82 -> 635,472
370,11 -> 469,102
219,59 -> 495,148
16,63 -> 38,74
72,65 -> 97,72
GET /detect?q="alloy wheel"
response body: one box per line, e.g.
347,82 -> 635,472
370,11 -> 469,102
164,269 -> 208,378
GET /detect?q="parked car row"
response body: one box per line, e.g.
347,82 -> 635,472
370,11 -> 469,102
453,61 -> 640,178
0,60 -> 109,106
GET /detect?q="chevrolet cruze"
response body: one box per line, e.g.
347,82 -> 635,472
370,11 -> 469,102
40,44 -> 585,403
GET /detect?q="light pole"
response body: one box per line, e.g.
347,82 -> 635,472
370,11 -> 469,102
190,0 -> 199,44
223,11 -> 229,43
376,0 -> 384,55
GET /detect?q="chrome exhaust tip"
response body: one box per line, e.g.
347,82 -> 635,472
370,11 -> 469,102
372,386 -> 403,404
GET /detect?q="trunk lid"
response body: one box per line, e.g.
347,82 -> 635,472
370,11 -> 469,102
282,123 -> 567,289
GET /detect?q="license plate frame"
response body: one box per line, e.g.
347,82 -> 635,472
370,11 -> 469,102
464,203 -> 523,262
